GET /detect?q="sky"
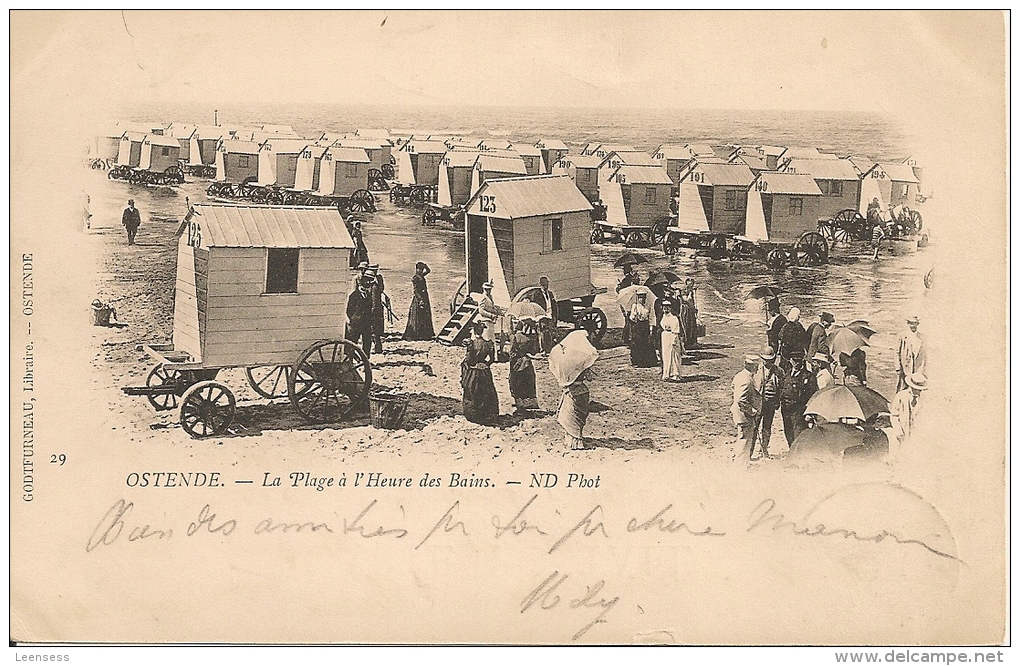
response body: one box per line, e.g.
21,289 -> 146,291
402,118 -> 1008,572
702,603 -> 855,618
9,10 -> 1006,117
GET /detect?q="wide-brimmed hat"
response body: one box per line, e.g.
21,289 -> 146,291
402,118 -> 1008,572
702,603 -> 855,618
820,312 -> 835,324
906,315 -> 920,325
357,261 -> 369,270
789,349 -> 806,361
906,372 -> 928,390
127,199 -> 135,205
760,346 -> 777,361
744,355 -> 760,366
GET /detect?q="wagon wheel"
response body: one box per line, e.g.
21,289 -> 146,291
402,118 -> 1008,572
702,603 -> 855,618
288,340 -> 372,424
707,235 -> 729,259
409,187 -> 426,205
381,163 -> 395,180
450,280 -> 468,314
422,207 -> 439,227
625,230 -> 651,248
650,219 -> 670,245
575,307 -> 608,344
389,189 -> 401,204
245,366 -> 292,399
765,248 -> 790,270
827,209 -> 862,244
179,381 -> 236,438
662,235 -> 681,256
163,165 -> 184,183
794,231 -> 829,266
145,364 -> 183,411
348,189 -> 376,213
91,158 -> 106,170
908,209 -> 922,233
266,189 -> 285,205
590,224 -> 604,244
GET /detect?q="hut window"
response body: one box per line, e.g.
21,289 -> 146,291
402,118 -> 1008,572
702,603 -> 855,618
725,190 -> 740,211
238,155 -> 250,168
346,163 -> 359,177
644,187 -> 657,204
161,146 -> 171,156
789,197 -> 804,216
829,180 -> 843,196
265,248 -> 300,294
543,218 -> 564,253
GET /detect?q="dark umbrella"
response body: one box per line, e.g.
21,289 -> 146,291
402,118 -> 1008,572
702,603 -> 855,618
804,384 -> 890,422
614,252 -> 649,268
845,320 -> 878,340
745,285 -> 783,300
788,423 -> 888,462
644,270 -> 682,288
828,327 -> 870,357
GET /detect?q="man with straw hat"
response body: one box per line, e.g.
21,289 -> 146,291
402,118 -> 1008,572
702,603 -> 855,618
731,355 -> 762,462
753,346 -> 785,459
549,330 -> 599,451
890,372 -> 928,455
896,315 -> 926,392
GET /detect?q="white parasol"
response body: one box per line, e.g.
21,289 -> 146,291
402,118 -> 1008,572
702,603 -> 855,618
548,330 -> 599,387
616,284 -> 657,313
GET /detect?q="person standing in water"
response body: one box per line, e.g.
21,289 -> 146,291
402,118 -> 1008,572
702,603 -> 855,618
403,261 -> 435,341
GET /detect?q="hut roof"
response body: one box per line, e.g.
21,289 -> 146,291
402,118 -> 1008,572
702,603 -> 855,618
784,158 -> 860,180
755,172 -> 823,195
735,153 -> 770,171
194,125 -> 228,139
758,145 -> 786,157
402,140 -> 448,155
122,131 -> 147,143
325,147 -> 371,163
356,128 -> 391,139
220,140 -> 261,155
782,146 -> 836,160
559,155 -> 604,169
165,123 -> 197,138
654,144 -> 693,160
477,154 -> 528,174
611,165 -> 673,185
511,143 -> 542,157
189,204 -> 355,249
689,163 -> 755,187
337,138 -> 385,150
260,138 -> 314,154
712,145 -> 738,159
443,151 -> 482,168
465,175 -> 592,219
302,145 -> 330,159
874,162 -> 920,183
536,139 -> 569,151
601,150 -> 659,168
144,134 -> 181,147
686,143 -> 717,157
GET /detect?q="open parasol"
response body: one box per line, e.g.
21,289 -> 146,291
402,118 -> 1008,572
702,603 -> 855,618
616,284 -> 657,312
745,285 -> 783,300
645,270 -> 683,288
788,422 -> 888,462
828,326 -> 870,357
614,252 -> 649,268
804,384 -> 890,422
845,320 -> 878,340
548,330 -> 599,387
505,301 -> 548,320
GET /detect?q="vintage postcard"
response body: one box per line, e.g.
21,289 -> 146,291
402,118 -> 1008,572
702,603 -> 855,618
9,11 -> 1008,646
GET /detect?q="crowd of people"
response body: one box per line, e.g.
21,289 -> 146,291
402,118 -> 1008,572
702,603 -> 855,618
732,298 -> 928,464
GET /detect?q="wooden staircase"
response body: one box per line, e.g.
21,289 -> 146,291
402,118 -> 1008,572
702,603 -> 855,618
436,298 -> 479,346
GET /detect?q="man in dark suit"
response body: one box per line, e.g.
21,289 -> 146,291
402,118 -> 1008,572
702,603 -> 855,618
346,278 -> 374,358
529,276 -> 557,353
366,264 -> 387,354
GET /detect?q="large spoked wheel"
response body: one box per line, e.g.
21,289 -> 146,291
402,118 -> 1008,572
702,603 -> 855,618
409,187 -> 426,205
624,230 -> 651,248
266,189 -> 285,205
590,225 -> 604,244
245,365 -> 292,399
450,280 -> 468,314
662,235 -> 681,256
422,207 -> 439,226
381,163 -> 395,179
650,219 -> 670,245
349,189 -> 376,213
575,307 -> 608,344
794,231 -> 829,266
289,339 -> 372,424
823,209 -> 862,244
146,364 -> 183,411
179,381 -> 235,438
908,209 -> 922,233
163,165 -> 184,184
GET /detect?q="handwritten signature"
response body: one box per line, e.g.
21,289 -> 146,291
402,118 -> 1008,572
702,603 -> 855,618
521,571 -> 620,641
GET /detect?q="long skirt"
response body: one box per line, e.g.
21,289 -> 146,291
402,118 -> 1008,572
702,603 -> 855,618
680,303 -> 698,349
509,359 -> 539,411
661,330 -> 684,381
462,365 -> 499,424
629,320 -> 658,367
557,382 -> 590,449
404,293 -> 435,340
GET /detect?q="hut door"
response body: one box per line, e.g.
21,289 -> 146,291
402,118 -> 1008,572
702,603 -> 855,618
466,214 -> 488,293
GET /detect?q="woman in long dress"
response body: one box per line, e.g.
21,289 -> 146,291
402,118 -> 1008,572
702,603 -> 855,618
403,261 -> 435,340
679,278 -> 699,350
628,293 -> 659,367
659,300 -> 684,381
558,367 -> 593,450
461,322 -> 499,424
508,319 -> 541,413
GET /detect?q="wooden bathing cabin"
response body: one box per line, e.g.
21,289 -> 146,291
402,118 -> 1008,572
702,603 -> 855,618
535,139 -> 569,174
551,155 -> 603,202
859,162 -> 921,210
436,175 -> 594,344
395,140 -> 448,186
509,143 -> 544,176
437,150 -> 481,208
165,123 -> 197,164
215,140 -> 261,183
117,131 -> 147,167
337,138 -> 392,174
676,161 -> 755,234
653,144 -> 699,186
470,154 -> 529,195
293,145 -> 330,193
597,149 -> 659,176
316,146 -> 371,197
257,138 -> 315,188
599,164 -> 674,231
139,134 -> 182,172
745,171 -> 823,243
757,145 -> 787,170
781,157 -> 862,223
173,204 -> 354,368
